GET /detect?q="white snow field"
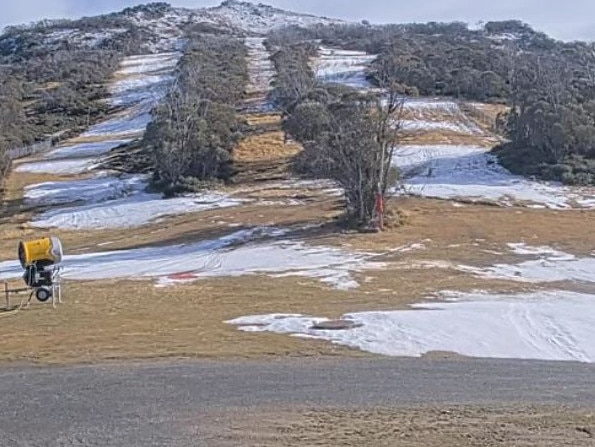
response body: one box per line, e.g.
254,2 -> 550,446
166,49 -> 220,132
0,228 -> 384,289
393,145 -> 595,208
228,240 -> 595,363
313,47 -> 377,90
228,290 -> 595,363
44,140 -> 130,160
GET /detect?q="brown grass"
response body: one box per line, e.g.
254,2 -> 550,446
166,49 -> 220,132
216,406 -> 595,447
234,131 -> 302,162
401,130 -> 500,147
66,132 -> 144,145
245,113 -> 282,126
0,252 -> 527,365
2,96 -> 594,365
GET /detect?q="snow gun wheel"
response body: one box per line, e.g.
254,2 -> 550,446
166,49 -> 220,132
35,287 -> 52,303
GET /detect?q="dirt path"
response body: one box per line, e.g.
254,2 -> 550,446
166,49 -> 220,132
0,358 -> 594,446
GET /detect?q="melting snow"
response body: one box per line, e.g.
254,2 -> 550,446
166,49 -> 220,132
393,145 -> 595,209
228,290 -> 595,363
313,47 -> 377,90
24,175 -> 145,207
30,180 -> 243,230
15,158 -> 99,175
244,37 -> 275,112
0,228 -> 383,290
44,140 -> 131,160
459,243 -> 595,285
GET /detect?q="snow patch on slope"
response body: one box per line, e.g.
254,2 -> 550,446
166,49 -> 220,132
392,145 -> 595,209
0,228 -> 383,290
228,290 -> 595,363
313,47 -> 377,90
244,37 -> 275,112
459,243 -> 595,285
30,178 -> 242,230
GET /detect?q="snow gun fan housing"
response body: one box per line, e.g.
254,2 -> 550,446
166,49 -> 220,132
18,237 -> 63,302
19,237 -> 63,269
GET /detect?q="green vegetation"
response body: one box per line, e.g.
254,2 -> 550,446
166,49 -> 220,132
270,41 -> 401,228
144,35 -> 248,196
269,21 -> 595,185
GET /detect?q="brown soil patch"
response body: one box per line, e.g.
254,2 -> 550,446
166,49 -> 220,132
216,406 -> 595,447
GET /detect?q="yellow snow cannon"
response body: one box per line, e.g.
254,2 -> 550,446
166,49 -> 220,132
18,237 -> 63,269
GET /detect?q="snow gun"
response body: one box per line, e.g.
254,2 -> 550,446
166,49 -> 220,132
18,237 -> 63,303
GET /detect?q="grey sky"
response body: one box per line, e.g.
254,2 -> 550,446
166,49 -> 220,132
2,0 -> 593,41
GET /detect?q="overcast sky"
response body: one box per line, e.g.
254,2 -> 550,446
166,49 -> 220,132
2,0 -> 594,41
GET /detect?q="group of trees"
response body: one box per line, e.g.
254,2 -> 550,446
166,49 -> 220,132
0,74 -> 30,187
270,42 -> 403,228
144,35 -> 248,195
269,21 -> 595,188
495,43 -> 595,184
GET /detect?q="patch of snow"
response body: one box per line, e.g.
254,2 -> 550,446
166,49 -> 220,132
24,175 -> 144,207
313,47 -> 377,90
44,140 -> 131,160
80,104 -> 152,139
31,182 -> 244,230
244,37 -> 275,112
401,119 -> 481,135
0,228 -> 383,290
117,53 -> 180,75
15,158 -> 99,175
227,290 -> 595,363
392,145 -> 595,209
460,244 -> 595,285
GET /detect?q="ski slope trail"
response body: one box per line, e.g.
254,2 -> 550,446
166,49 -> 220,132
12,50 -> 244,230
244,37 -> 275,112
16,52 -> 179,176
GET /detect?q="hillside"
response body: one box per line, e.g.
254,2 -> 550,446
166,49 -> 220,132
0,0 -> 595,381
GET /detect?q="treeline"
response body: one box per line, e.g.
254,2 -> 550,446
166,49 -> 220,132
270,41 -> 400,227
144,35 -> 248,196
268,21 -> 543,103
268,21 -> 595,185
496,44 -> 595,184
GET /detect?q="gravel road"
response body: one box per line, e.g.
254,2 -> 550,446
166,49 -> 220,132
1,357 -> 594,445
